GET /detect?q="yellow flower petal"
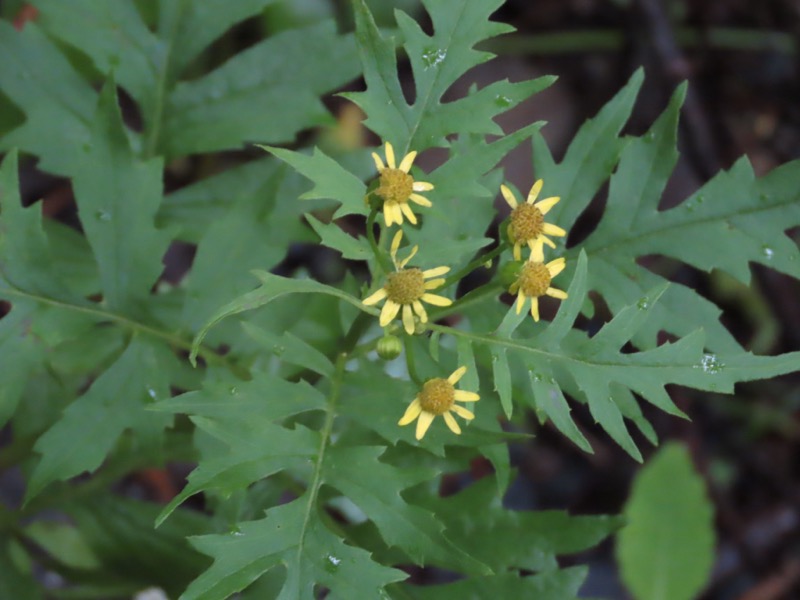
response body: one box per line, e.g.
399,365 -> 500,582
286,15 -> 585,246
513,242 -> 522,261
372,152 -> 385,172
450,404 -> 475,419
443,411 -> 461,435
526,179 -> 543,204
384,202 -> 397,226
402,304 -> 415,334
515,290 -> 527,315
391,202 -> 403,225
390,230 -> 403,258
531,243 -> 545,263
546,287 -> 568,299
400,202 -> 418,225
454,390 -> 480,402
547,258 -> 566,277
398,245 -> 418,269
543,222 -> 567,237
534,195 -> 560,214
398,150 -> 417,173
500,184 -> 518,209
379,300 -> 401,326
409,193 -> 432,207
422,266 -> 449,279
530,297 -> 540,322
424,278 -> 446,290
416,411 -> 434,439
412,181 -> 434,192
412,300 -> 428,323
385,142 -> 396,169
420,293 -> 452,306
448,366 -> 467,384
363,288 -> 387,306
398,398 -> 422,425
540,235 -> 557,249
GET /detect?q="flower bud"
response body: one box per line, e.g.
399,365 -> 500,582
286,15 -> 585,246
376,334 -> 402,360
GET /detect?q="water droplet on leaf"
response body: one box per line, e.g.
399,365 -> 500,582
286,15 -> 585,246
495,95 -> 512,107
325,554 -> 341,573
695,353 -> 724,374
95,210 -> 111,222
637,297 -> 649,309
761,245 -> 774,260
421,47 -> 446,69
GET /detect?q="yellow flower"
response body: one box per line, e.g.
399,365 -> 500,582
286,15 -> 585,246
501,179 -> 566,260
362,231 -> 452,334
398,366 -> 480,440
372,141 -> 434,227
508,245 -> 568,322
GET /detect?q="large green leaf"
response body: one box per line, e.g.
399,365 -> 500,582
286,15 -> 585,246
26,336 -> 175,502
161,22 -> 360,157
345,0 -> 552,153
71,79 -> 170,316
183,498 -> 406,600
617,442 -> 715,600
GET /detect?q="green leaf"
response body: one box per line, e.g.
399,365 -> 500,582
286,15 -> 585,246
306,213 -> 372,260
181,165 -> 305,332
347,0 -> 550,153
162,22 -> 360,157
490,347 -> 512,418
26,337 -> 175,502
0,306 -> 43,427
417,476 -> 622,573
393,568 -> 588,599
242,321 -> 335,377
183,498 -> 406,600
617,442 -> 715,600
72,79 -> 171,316
153,374 -> 326,524
323,446 -> 490,574
0,21 -> 95,175
260,145 -> 368,218
190,271 -> 373,365
67,495 -> 211,597
0,538 -> 41,600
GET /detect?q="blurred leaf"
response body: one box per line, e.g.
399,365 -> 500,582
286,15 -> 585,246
162,22 -> 359,157
0,21 -> 94,175
72,79 -> 170,316
26,337 -> 175,502
617,442 -> 715,600
393,567 -> 588,599
23,521 -> 100,570
0,538 -> 41,600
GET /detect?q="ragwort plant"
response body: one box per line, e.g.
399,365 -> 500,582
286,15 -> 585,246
0,0 -> 798,598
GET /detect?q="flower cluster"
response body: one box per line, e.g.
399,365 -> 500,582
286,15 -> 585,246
360,141 -> 570,440
501,180 -> 568,322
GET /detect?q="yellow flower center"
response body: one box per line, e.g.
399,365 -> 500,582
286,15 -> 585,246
385,268 -> 425,305
376,169 -> 413,204
418,378 -> 455,415
518,261 -> 551,297
510,203 -> 544,243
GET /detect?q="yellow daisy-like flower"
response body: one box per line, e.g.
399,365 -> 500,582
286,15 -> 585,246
509,245 -> 568,322
398,366 -> 480,440
501,179 -> 567,260
362,231 -> 452,335
372,141 -> 434,227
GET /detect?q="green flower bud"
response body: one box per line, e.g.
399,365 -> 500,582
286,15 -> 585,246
376,334 -> 402,360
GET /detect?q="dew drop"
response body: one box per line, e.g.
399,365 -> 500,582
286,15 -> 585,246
695,353 -> 724,374
145,386 -> 157,400
229,386 -> 238,395
645,131 -> 656,141
761,245 -> 774,260
696,194 -> 705,204
325,554 -> 341,573
637,297 -> 650,310
529,371 -> 543,382
495,95 -> 512,107
759,193 -> 770,203
273,345 -> 286,356
94,210 -> 111,222
421,47 -> 446,69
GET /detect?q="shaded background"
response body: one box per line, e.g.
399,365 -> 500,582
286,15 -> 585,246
1,0 -> 799,598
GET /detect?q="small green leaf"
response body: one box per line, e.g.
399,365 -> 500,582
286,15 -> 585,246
306,213 -> 372,260
617,442 -> 715,600
260,145 -> 368,218
0,537 -> 40,600
528,366 -> 592,454
491,347 -> 513,418
242,321 -> 335,377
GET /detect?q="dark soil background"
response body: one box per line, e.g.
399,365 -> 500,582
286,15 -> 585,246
2,0 -> 799,598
